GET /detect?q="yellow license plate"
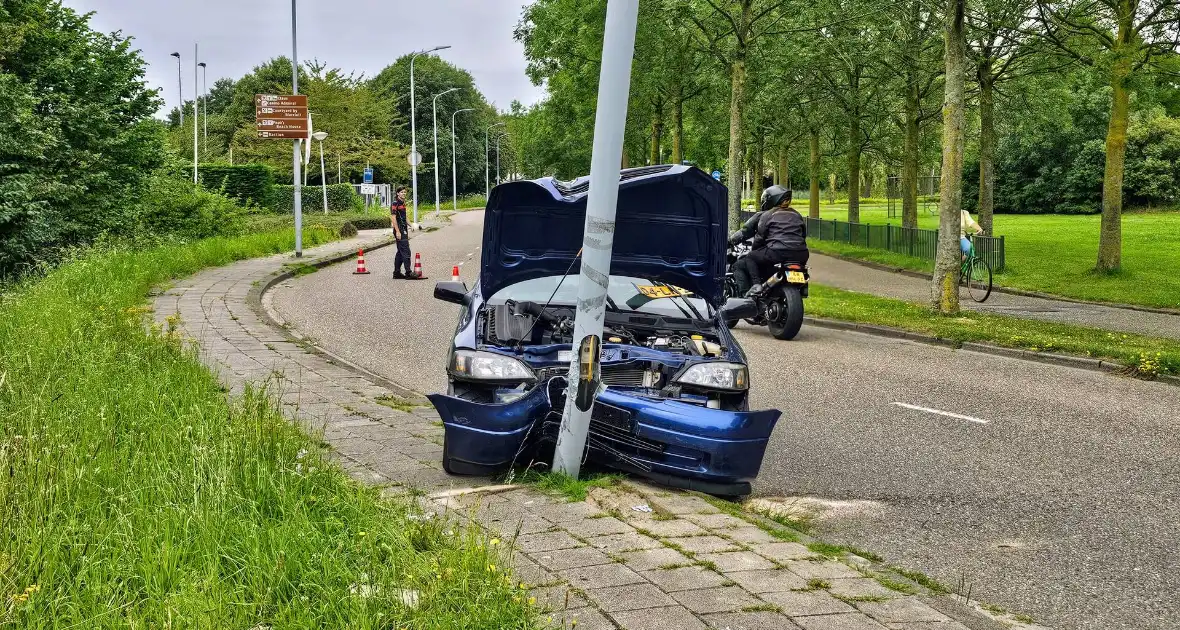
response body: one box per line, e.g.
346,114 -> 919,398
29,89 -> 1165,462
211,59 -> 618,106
786,271 -> 807,284
636,285 -> 691,299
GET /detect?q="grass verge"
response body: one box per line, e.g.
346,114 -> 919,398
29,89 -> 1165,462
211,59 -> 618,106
806,207 -> 1180,310
0,229 -> 533,628
808,284 -> 1180,376
515,470 -> 623,503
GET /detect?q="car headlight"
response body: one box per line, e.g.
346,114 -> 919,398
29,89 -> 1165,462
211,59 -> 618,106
450,350 -> 535,381
675,362 -> 748,391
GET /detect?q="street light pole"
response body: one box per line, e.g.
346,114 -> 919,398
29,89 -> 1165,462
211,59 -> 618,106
451,108 -> 474,211
485,122 -> 505,198
197,62 -> 208,155
409,45 -> 451,229
291,0 -> 302,257
313,131 -> 328,213
432,87 -> 459,218
170,52 -> 184,126
495,133 -> 505,185
552,0 -> 640,477
193,43 -> 199,185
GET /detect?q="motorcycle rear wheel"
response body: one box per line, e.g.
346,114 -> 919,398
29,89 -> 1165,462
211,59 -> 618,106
767,288 -> 805,340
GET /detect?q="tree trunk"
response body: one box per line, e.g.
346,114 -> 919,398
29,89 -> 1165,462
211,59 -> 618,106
847,113 -> 862,223
862,170 -> 873,198
902,80 -> 920,228
1098,21 -> 1133,272
932,0 -> 966,314
977,64 -> 996,235
621,146 -> 631,169
809,130 -> 821,218
753,132 -> 765,203
650,110 -> 663,166
727,56 -> 747,229
778,144 -> 789,187
671,94 -> 684,163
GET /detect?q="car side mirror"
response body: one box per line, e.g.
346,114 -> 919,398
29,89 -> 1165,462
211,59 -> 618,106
433,281 -> 468,305
719,298 -> 758,321
575,334 -> 603,412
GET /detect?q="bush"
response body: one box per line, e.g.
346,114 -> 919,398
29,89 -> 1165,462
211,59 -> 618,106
348,217 -> 392,230
273,184 -> 364,213
338,221 -> 358,238
198,164 -> 275,208
136,175 -> 245,240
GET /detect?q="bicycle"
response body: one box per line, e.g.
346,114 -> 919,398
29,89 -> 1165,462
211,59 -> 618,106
960,234 -> 992,303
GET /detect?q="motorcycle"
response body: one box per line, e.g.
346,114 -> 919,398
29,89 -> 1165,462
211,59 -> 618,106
723,243 -> 809,340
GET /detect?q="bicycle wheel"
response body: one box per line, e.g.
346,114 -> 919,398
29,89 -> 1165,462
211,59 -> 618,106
966,257 -> 992,302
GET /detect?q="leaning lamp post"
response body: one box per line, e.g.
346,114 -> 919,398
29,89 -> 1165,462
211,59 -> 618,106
313,131 -> 328,213
432,87 -> 460,217
552,0 -> 640,477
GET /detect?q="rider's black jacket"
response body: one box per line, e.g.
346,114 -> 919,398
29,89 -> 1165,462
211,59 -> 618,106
728,207 -> 808,254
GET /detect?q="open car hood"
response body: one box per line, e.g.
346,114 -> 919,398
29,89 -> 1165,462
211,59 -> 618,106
481,165 -> 729,306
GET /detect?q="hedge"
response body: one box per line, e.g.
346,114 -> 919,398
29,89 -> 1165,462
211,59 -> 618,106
198,164 -> 274,208
273,184 -> 364,213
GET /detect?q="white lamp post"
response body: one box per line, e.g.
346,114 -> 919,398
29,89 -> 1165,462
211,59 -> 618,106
193,42 -> 199,185
197,61 -> 208,154
451,108 -> 475,211
291,0 -> 302,257
170,52 -> 183,125
432,87 -> 459,217
313,131 -> 328,213
485,121 -> 505,197
409,45 -> 451,229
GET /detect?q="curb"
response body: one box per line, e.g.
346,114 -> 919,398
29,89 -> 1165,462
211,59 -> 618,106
813,250 -> 1180,315
245,233 -> 429,404
804,316 -> 1179,387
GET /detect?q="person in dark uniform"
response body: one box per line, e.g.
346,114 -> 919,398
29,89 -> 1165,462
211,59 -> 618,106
728,185 -> 808,296
390,187 -> 416,279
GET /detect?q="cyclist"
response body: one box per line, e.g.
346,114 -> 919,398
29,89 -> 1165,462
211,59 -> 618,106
728,185 -> 808,297
961,209 -> 983,259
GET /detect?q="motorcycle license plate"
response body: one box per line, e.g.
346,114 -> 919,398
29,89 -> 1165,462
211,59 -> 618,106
786,271 -> 807,284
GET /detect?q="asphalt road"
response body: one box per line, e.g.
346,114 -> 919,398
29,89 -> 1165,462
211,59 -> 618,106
272,211 -> 1180,630
810,253 -> 1180,340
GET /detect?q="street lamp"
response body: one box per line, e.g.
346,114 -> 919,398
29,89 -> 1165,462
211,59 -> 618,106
432,87 -> 459,217
409,45 -> 451,228
197,62 -> 208,154
494,133 -> 509,185
451,108 -> 475,211
485,121 -> 505,197
192,42 -> 199,185
313,131 -> 328,214
170,52 -> 183,125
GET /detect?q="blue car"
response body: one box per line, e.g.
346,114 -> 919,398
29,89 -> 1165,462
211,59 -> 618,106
428,165 -> 781,497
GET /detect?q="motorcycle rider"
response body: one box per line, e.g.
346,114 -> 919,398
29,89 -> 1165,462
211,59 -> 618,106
728,185 -> 808,297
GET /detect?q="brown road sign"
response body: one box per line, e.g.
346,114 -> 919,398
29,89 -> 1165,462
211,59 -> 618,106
255,105 -> 306,120
257,129 -> 312,139
255,94 -> 307,108
257,118 -> 309,132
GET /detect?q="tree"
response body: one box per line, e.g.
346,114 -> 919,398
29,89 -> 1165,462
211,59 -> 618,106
967,0 -> 1040,234
685,0 -> 795,227
1037,0 -> 1180,271
933,0 -> 967,313
1,0 -> 163,273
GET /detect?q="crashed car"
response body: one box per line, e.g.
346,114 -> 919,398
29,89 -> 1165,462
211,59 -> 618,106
428,164 -> 781,497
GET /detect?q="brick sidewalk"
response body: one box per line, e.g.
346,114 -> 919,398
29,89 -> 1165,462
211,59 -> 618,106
153,233 -> 1030,630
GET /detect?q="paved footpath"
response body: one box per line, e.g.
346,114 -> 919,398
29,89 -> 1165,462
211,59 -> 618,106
810,253 -> 1180,340
152,227 -> 1023,630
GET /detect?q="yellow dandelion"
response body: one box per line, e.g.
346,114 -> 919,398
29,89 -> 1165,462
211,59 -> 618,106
528,596 -> 537,606
490,538 -> 500,546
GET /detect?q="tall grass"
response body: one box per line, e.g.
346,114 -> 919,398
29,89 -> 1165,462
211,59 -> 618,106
0,229 -> 534,628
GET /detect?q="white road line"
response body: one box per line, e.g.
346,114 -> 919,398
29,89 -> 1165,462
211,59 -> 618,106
891,402 -> 989,424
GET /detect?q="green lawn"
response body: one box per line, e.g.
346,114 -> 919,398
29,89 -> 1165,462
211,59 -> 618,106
0,230 -> 534,628
807,204 -> 1180,309
808,284 -> 1179,377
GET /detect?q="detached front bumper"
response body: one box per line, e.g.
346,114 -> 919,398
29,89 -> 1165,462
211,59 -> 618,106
428,380 -> 781,496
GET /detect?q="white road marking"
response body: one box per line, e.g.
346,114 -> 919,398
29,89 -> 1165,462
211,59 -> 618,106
891,402 -> 989,424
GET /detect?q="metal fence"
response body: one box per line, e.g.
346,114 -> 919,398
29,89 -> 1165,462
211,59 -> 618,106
738,212 -> 1006,272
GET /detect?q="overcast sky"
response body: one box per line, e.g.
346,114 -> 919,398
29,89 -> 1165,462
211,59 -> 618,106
63,0 -> 547,117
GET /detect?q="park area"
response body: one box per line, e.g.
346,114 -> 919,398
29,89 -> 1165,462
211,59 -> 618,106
802,202 -> 1180,310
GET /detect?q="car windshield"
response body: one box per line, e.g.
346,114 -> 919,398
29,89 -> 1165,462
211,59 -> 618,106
488,275 -> 712,319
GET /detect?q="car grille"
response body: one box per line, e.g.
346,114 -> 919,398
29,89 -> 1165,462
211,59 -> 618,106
602,365 -> 648,387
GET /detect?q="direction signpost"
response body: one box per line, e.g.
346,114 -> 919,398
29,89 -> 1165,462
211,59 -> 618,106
256,92 -> 309,255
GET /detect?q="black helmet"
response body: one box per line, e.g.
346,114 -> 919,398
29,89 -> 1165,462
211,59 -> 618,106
760,185 -> 792,212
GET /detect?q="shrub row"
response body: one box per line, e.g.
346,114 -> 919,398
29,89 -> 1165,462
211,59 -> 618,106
198,164 -> 275,208
273,184 -> 364,214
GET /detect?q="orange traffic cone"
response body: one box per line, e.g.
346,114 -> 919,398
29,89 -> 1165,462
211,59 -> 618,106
412,252 -> 427,279
353,249 -> 370,275
452,265 -> 460,282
